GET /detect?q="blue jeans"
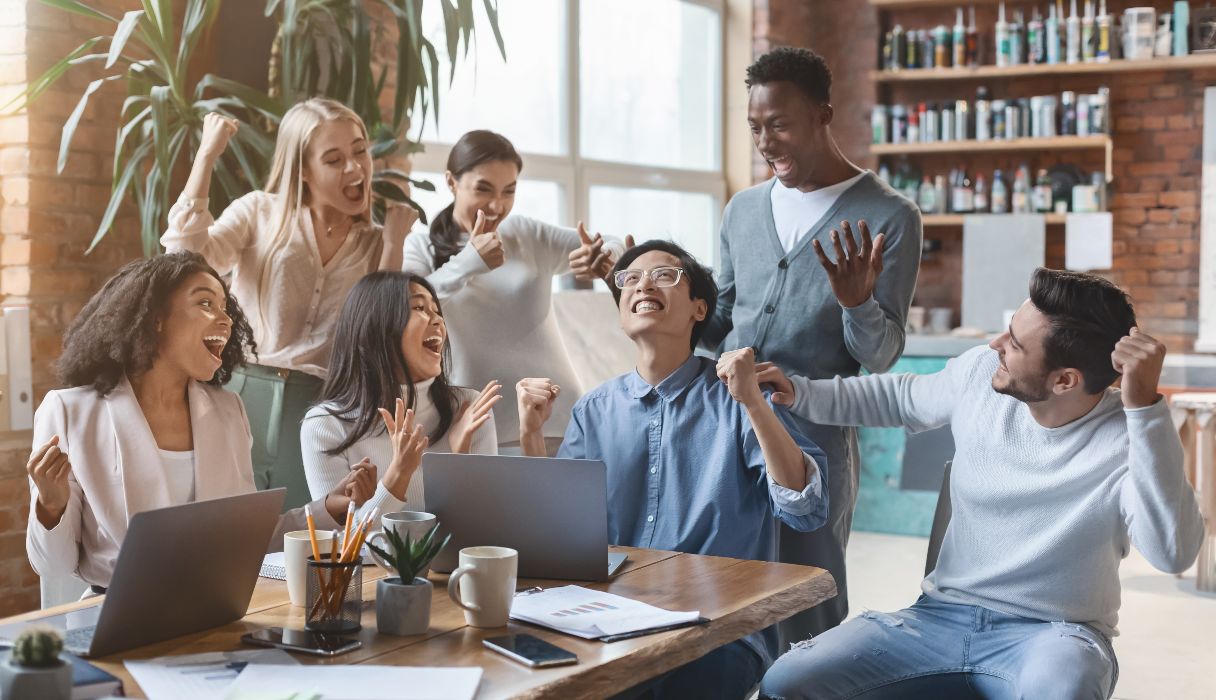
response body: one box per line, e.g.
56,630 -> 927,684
760,596 -> 1118,700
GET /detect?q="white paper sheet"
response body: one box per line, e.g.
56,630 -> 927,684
1065,213 -> 1114,271
222,665 -> 483,700
510,585 -> 701,639
125,649 -> 298,700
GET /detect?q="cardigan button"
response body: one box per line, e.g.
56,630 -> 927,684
765,304 -> 775,314
778,259 -> 788,269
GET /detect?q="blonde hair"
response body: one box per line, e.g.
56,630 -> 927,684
256,98 -> 371,337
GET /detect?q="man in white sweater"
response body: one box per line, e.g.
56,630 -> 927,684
758,268 -> 1205,700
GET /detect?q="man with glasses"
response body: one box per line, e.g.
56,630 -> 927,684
703,46 -> 924,642
517,240 -> 829,699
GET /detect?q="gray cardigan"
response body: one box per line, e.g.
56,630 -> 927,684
703,172 -> 922,381
702,172 -> 922,478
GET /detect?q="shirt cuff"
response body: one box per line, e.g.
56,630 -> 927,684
362,482 -> 407,524
454,239 -> 492,274
175,196 -> 210,213
768,452 -> 824,516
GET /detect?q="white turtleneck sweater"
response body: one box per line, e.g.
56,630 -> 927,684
300,378 -> 498,521
788,346 -> 1205,637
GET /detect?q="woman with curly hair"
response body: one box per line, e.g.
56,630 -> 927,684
161,100 -> 418,508
25,252 -> 375,591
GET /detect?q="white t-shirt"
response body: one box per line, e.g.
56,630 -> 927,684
159,448 -> 196,505
769,171 -> 867,254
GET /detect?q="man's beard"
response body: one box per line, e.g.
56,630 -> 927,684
992,368 -> 1052,403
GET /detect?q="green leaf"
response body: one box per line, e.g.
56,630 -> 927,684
408,176 -> 435,191
480,0 -> 505,60
59,76 -> 118,173
107,10 -> 144,68
87,139 -> 151,254
2,36 -> 104,114
112,104 -> 151,180
370,137 -> 399,160
195,75 -> 283,119
373,179 -> 409,202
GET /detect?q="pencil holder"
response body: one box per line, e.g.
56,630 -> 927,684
305,554 -> 363,634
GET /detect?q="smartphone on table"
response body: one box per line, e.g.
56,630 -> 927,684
241,627 -> 361,657
483,633 -> 578,668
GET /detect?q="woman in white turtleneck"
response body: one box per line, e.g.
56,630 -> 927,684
300,272 -> 500,519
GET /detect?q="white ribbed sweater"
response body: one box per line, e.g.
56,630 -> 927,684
300,379 -> 498,521
789,346 -> 1205,637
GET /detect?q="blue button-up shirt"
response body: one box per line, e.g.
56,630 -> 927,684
557,355 -> 829,663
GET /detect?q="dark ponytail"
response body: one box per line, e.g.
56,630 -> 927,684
429,130 -> 523,268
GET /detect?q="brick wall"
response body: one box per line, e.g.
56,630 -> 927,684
754,0 -> 1205,353
0,0 -> 144,617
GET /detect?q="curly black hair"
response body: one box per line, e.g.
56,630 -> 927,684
56,251 -> 256,396
745,47 -> 832,104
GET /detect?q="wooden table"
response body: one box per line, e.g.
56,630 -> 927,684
0,547 -> 835,699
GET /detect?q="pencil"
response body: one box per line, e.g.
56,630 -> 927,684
341,501 -> 354,552
304,504 -> 321,563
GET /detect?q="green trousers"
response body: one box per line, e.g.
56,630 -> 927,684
226,364 -> 324,511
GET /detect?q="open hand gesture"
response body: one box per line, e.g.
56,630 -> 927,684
1112,327 -> 1166,409
378,399 -> 429,499
569,223 -> 613,281
813,220 -> 886,309
28,435 -> 71,528
470,210 -> 505,269
449,381 -> 502,453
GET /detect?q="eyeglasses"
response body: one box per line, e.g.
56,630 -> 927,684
613,266 -> 685,289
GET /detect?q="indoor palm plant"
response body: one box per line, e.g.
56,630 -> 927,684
368,522 -> 450,635
12,0 -> 503,256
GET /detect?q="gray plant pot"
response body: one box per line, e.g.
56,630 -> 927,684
0,655 -> 72,700
376,577 -> 432,636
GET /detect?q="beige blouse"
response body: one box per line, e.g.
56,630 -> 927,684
161,191 -> 384,377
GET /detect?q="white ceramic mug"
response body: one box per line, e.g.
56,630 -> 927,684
907,306 -> 927,334
368,511 -> 437,572
446,546 -> 517,628
284,530 -> 334,607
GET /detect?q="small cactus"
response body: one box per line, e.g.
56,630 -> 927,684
10,627 -> 63,668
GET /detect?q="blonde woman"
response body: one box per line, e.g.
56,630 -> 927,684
162,99 -> 417,509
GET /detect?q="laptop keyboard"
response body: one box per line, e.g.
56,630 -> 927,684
63,625 -> 96,653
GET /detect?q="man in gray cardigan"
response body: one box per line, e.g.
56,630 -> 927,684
702,47 -> 922,642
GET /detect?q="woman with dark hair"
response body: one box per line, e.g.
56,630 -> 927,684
25,252 -> 374,591
402,130 -> 627,451
301,272 -> 500,518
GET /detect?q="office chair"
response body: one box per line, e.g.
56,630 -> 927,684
924,461 -> 953,576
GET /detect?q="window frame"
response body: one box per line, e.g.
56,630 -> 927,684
407,0 -> 727,268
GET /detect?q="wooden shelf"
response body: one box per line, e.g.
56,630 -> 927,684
871,135 -> 1110,156
923,213 -> 1068,226
872,53 -> 1216,83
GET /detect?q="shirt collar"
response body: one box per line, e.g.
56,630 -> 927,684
625,354 -> 703,401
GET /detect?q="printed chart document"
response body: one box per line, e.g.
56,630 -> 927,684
222,665 -> 482,700
125,649 -> 298,700
511,585 -> 702,640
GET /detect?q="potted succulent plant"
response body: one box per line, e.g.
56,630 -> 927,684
368,523 -> 450,636
0,627 -> 72,700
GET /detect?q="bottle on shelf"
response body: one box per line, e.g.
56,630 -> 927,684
878,163 -> 892,184
934,175 -> 949,214
1011,165 -> 1031,213
992,98 -> 1007,140
892,104 -> 907,143
995,1 -> 1010,67
991,170 -> 1009,213
1096,0 -> 1111,62
942,103 -> 955,142
1046,1 -> 1062,65
975,87 -> 992,141
1066,0 -> 1081,64
890,24 -> 905,70
1028,7 -> 1044,65
1011,10 -> 1024,66
872,105 -> 888,145
918,175 -> 938,213
966,5 -> 980,67
974,173 -> 989,212
952,165 -> 975,213
924,103 -> 939,143
934,24 -> 949,68
1081,0 -> 1095,63
953,7 -> 967,68
954,98 -> 970,140
1060,91 -> 1077,135
1034,169 -> 1054,212
908,108 -> 921,142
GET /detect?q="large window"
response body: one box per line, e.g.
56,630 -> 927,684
407,0 -> 725,268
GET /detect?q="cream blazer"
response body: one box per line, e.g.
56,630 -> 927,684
25,376 -> 339,589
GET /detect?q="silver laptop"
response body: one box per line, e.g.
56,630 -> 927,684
423,454 -> 627,581
0,489 -> 285,658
